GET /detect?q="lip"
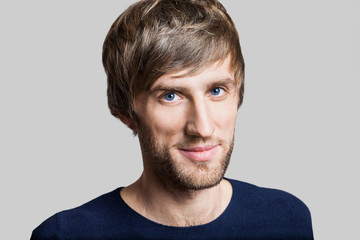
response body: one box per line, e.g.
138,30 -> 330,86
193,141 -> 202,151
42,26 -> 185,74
179,145 -> 219,162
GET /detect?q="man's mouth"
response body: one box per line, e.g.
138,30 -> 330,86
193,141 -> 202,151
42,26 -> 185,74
178,145 -> 219,162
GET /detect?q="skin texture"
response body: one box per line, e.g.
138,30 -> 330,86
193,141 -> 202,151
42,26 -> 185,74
121,56 -> 239,226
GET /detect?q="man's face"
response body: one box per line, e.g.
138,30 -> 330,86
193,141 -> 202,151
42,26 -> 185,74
134,56 -> 239,191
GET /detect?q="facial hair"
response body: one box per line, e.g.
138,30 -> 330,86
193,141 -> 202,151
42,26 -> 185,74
138,125 -> 234,191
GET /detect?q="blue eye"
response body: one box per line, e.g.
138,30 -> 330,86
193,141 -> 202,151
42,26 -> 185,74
165,93 -> 175,101
164,92 -> 179,101
210,87 -> 223,96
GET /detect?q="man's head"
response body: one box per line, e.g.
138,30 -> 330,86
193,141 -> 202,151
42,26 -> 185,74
102,0 -> 244,191
102,0 -> 244,132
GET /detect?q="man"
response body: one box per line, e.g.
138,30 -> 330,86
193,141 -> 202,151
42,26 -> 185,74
31,0 -> 313,239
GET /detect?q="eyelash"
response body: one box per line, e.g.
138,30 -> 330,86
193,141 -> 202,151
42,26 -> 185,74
160,87 -> 227,103
210,87 -> 225,96
162,92 -> 181,102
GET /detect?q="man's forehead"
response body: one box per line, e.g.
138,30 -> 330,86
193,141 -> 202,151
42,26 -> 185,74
151,57 -> 235,89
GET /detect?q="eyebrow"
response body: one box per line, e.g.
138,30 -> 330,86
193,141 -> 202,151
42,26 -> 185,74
208,78 -> 236,91
150,78 -> 236,94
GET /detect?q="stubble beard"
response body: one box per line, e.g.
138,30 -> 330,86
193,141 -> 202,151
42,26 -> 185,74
138,125 -> 234,192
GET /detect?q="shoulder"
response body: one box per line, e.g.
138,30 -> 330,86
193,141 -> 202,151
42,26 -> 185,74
30,187 -> 123,240
226,178 -> 313,238
30,212 -> 60,240
228,178 -> 311,213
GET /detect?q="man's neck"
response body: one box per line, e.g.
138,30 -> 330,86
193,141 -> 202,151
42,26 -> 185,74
120,172 -> 233,227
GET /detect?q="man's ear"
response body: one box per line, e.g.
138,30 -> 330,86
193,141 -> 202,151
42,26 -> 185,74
118,114 -> 137,131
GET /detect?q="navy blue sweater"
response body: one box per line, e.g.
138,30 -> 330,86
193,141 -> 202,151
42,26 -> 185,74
31,179 -> 313,239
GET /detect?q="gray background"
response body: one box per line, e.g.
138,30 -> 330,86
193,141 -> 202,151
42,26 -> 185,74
1,0 -> 359,239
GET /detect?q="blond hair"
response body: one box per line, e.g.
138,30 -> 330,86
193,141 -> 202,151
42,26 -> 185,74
103,0 -> 244,122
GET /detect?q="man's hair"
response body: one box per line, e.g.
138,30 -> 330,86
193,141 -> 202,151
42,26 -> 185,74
103,0 -> 244,123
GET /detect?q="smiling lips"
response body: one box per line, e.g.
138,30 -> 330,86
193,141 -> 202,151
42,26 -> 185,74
179,145 -> 219,162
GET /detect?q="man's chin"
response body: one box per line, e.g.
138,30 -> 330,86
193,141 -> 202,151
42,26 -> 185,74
172,175 -> 224,191
163,161 -> 227,191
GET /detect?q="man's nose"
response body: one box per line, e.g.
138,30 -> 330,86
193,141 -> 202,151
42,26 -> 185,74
185,99 -> 215,138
